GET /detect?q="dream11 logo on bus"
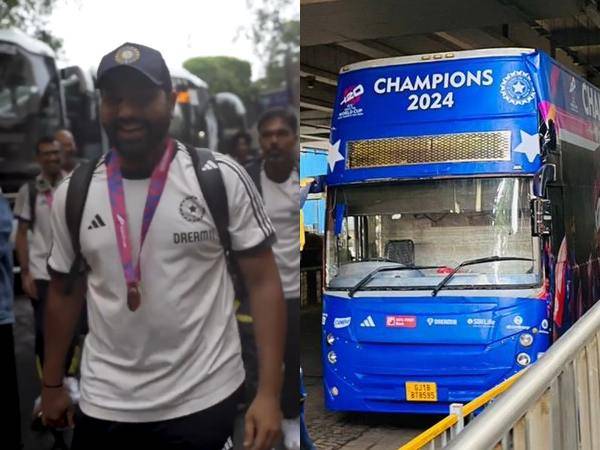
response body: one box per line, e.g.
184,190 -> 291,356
337,84 -> 365,120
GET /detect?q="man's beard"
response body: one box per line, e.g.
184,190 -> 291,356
105,117 -> 171,159
263,144 -> 296,182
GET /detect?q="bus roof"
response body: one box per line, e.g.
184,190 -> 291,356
341,48 -> 535,74
0,28 -> 55,58
169,66 -> 209,89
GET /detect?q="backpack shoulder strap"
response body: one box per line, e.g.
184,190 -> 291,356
186,145 -> 232,254
64,157 -> 100,292
244,159 -> 263,196
185,144 -> 248,300
27,180 -> 36,229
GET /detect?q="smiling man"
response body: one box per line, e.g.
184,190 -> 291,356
41,43 -> 285,450
14,136 -> 66,424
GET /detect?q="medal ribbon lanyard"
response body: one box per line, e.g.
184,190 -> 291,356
106,139 -> 175,311
44,191 -> 53,209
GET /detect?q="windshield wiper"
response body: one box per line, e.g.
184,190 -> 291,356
348,265 -> 443,298
431,255 -> 534,297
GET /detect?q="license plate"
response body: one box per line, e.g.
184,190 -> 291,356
406,382 -> 438,402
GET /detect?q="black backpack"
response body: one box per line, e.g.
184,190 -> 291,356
63,143 -> 259,295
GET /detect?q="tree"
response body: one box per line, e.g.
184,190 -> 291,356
183,56 -> 255,105
0,0 -> 63,52
243,0 -> 299,102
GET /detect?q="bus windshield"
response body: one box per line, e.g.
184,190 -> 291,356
0,48 -> 61,130
327,177 -> 540,291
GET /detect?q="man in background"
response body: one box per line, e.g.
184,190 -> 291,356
54,129 -> 78,174
257,108 -> 301,450
13,136 -> 78,427
229,130 -> 255,166
0,188 -> 23,450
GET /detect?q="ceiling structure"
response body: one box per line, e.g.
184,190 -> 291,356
300,0 -> 600,143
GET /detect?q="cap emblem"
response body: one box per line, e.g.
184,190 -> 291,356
115,45 -> 140,64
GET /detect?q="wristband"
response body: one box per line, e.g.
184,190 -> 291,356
43,382 -> 63,389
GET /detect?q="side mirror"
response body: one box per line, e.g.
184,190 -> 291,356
531,198 -> 552,237
539,119 -> 557,156
334,204 -> 346,236
533,164 -> 556,198
213,92 -> 247,132
59,66 -> 90,95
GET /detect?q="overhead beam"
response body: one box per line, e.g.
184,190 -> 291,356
300,110 -> 331,121
300,70 -> 337,87
300,125 -> 331,135
551,27 -> 600,48
336,40 -> 397,58
300,0 -> 339,4
300,100 -> 333,113
432,31 -> 474,50
300,64 -> 339,84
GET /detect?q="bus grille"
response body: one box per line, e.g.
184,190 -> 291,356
347,131 -> 512,169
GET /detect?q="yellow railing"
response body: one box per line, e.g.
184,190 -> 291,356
399,370 -> 526,450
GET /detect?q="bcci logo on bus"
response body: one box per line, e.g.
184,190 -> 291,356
500,70 -> 535,106
337,84 -> 365,120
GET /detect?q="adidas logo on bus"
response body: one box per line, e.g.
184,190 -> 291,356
360,316 -> 376,328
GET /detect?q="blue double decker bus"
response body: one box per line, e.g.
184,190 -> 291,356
322,48 -> 600,414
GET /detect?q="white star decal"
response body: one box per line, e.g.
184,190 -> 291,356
328,139 -> 344,171
512,81 -> 526,94
513,130 -> 539,163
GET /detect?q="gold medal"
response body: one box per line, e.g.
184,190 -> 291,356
127,284 -> 141,311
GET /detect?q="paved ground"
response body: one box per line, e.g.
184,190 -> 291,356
13,296 -> 438,449
13,296 -> 74,450
301,307 -> 440,450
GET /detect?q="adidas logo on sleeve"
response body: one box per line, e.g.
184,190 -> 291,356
87,214 -> 106,230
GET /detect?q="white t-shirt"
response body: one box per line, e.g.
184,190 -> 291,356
261,168 -> 300,299
48,143 -> 275,422
14,176 -> 60,281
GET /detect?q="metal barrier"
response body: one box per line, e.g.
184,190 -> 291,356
442,299 -> 600,450
300,266 -> 322,307
399,372 -> 524,450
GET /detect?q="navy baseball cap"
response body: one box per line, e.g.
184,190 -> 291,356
96,42 -> 172,91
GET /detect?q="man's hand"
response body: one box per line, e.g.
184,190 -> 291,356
244,392 -> 282,450
41,386 -> 74,429
21,271 -> 37,300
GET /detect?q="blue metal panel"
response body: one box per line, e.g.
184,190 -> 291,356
321,292 -> 550,414
301,149 -> 327,233
328,52 -> 543,185
301,149 -> 328,178
303,198 -> 324,234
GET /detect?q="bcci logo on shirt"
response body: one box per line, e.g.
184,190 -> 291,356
337,84 -> 364,120
179,196 -> 205,222
500,70 -> 535,106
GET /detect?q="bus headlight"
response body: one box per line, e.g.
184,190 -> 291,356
519,333 -> 534,347
327,351 -> 338,364
326,334 -> 335,346
516,353 -> 531,367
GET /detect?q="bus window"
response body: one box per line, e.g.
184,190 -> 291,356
39,56 -> 62,133
0,50 -> 37,123
327,177 -> 540,291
